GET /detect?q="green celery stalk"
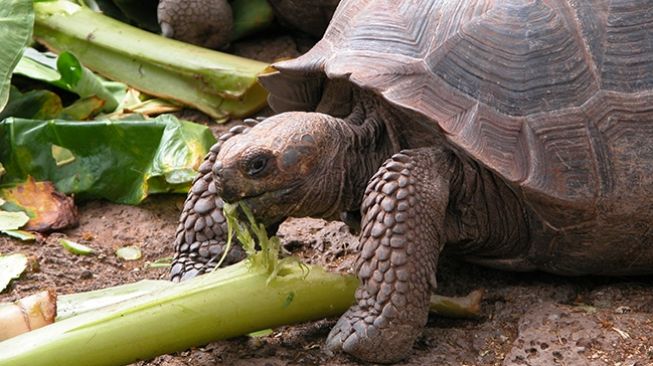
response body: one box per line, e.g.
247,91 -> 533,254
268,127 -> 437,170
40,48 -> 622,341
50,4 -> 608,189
56,280 -> 174,321
33,0 -> 269,119
0,256 -> 358,366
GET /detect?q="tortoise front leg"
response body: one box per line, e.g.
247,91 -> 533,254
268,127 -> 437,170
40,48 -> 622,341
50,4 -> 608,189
170,119 -> 263,282
326,148 -> 453,363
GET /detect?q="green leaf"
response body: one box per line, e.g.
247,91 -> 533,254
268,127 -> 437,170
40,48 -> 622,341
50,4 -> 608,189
0,87 -> 63,121
0,115 -> 216,204
0,211 -> 29,231
56,52 -> 118,112
0,0 -> 34,111
115,246 -> 141,261
13,49 -> 120,114
13,48 -> 61,85
0,200 -> 26,215
60,239 -> 94,255
58,96 -> 105,120
0,253 -> 28,292
2,230 -> 36,242
55,52 -> 83,85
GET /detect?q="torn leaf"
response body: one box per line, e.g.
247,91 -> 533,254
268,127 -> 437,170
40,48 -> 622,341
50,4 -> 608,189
0,253 -> 28,293
2,230 -> 36,242
0,179 -> 78,232
0,116 -> 215,204
0,211 -> 29,231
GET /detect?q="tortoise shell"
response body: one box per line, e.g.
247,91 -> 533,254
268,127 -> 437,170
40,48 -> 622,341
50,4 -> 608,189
260,0 -> 653,240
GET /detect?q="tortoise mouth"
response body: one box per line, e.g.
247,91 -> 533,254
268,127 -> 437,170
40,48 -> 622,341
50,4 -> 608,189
233,187 -> 296,228
219,184 -> 270,204
238,186 -> 295,205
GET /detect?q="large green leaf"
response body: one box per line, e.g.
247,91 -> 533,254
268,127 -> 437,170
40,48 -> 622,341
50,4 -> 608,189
0,0 -> 34,111
0,115 -> 216,204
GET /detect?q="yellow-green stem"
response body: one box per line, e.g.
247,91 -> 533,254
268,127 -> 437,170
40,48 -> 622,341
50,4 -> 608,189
0,257 -> 357,366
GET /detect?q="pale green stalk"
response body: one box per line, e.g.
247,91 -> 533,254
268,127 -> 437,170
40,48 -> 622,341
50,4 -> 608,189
56,280 -> 173,321
0,257 -> 358,366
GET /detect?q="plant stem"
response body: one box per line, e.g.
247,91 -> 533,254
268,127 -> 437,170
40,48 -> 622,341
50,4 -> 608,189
0,257 -> 358,366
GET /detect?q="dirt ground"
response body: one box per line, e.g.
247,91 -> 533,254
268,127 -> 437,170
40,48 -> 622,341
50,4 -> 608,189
2,32 -> 653,366
2,194 -> 653,366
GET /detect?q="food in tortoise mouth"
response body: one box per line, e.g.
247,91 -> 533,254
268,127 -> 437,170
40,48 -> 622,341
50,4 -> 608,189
171,0 -> 653,363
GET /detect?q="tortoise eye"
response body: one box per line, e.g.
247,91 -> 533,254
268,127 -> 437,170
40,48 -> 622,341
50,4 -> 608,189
246,155 -> 269,177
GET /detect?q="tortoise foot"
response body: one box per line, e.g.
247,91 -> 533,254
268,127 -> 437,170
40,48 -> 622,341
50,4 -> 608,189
326,303 -> 418,363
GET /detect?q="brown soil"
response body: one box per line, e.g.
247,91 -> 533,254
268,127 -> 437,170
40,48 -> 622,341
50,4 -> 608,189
2,198 -> 652,366
2,33 -> 653,366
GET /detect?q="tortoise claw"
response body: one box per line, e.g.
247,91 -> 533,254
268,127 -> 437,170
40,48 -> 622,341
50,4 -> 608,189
326,305 -> 417,363
243,116 -> 267,126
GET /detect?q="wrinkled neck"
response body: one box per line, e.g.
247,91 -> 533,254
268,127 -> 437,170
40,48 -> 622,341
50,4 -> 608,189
289,84 -> 404,221
316,93 -> 401,220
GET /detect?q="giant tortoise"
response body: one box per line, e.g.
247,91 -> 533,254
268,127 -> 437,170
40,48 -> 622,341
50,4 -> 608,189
171,0 -> 653,362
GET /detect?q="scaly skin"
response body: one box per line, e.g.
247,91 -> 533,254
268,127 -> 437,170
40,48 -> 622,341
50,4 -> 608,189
174,91 -> 529,362
157,0 -> 233,49
326,148 -> 452,363
170,119 -> 262,282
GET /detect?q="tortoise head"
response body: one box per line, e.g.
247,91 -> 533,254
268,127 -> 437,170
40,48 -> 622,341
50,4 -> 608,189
213,112 -> 348,225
